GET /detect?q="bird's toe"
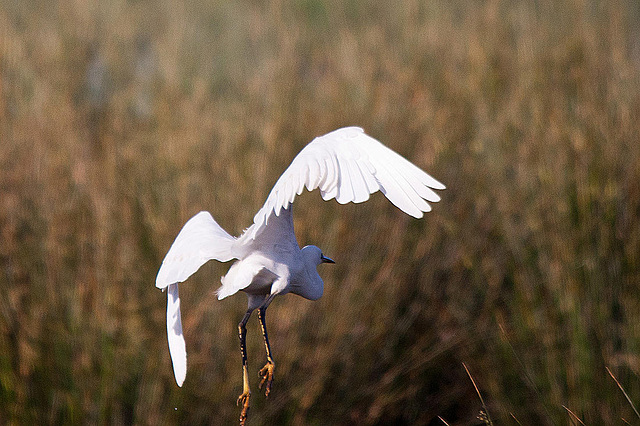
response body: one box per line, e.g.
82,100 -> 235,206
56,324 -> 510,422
258,361 -> 275,397
237,390 -> 250,425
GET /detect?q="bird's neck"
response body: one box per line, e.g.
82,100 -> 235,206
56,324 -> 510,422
291,267 -> 324,301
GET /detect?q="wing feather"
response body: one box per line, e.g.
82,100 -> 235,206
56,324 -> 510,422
167,283 -> 187,386
383,157 -> 432,212
348,158 -> 371,203
156,211 -> 238,386
373,160 -> 424,217
320,156 -> 339,200
156,212 -> 237,289
392,156 -> 441,203
246,127 -> 445,239
315,156 -> 328,190
335,155 -> 354,204
357,158 -> 380,193
307,158 -> 321,190
287,178 -> 297,205
296,167 -> 306,195
276,185 -> 286,216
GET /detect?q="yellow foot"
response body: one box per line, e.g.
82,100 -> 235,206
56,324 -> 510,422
258,361 -> 275,397
237,390 -> 250,425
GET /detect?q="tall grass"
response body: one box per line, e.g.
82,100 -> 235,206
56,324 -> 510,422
1,0 -> 639,424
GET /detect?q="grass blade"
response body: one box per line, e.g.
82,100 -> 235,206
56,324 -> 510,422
562,405 -> 586,426
606,367 -> 640,420
463,362 -> 494,426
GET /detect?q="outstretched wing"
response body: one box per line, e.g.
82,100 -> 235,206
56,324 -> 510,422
156,211 -> 237,386
246,127 -> 445,239
156,211 -> 237,289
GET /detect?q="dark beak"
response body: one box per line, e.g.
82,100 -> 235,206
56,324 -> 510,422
321,255 -> 335,264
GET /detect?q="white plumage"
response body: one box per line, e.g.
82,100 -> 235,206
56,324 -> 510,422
247,127 -> 443,239
155,127 -> 444,422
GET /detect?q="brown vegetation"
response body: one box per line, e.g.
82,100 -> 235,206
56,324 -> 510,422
1,0 -> 639,424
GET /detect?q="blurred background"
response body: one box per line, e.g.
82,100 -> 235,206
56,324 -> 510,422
1,0 -> 640,424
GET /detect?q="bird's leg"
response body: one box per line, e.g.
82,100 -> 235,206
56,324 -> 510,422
257,306 -> 275,397
237,310 -> 253,426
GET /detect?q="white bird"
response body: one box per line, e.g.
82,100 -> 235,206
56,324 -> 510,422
155,127 -> 445,425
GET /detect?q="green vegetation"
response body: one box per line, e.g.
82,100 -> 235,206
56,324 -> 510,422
1,0 -> 639,424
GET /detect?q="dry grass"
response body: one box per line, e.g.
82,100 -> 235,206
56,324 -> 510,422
1,0 -> 640,424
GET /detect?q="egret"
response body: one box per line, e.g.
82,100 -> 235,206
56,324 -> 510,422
155,127 -> 445,424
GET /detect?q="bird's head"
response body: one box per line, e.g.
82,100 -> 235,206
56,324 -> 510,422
301,245 -> 335,267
